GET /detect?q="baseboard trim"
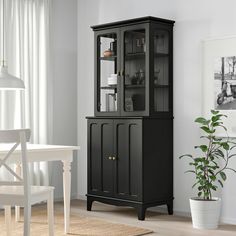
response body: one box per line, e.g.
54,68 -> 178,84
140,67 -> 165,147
150,206 -> 191,217
76,194 -> 87,201
220,217 -> 236,225
74,196 -> 236,225
54,193 -> 78,202
152,207 -> 236,225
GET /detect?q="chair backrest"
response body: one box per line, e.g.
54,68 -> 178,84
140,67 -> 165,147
0,129 -> 31,190
0,129 -> 30,143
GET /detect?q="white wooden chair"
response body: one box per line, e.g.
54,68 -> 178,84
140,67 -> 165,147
0,129 -> 54,236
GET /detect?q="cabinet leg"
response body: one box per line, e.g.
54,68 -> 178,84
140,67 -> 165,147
167,201 -> 173,215
87,197 -> 93,211
137,206 -> 146,221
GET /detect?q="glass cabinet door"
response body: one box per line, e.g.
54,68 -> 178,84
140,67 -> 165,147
153,29 -> 170,112
96,31 -> 119,114
121,25 -> 148,115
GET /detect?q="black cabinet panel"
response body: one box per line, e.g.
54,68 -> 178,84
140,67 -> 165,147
88,118 -> 143,201
115,122 -> 128,196
114,120 -> 142,201
89,122 -> 101,193
101,122 -> 114,195
88,119 -> 113,196
129,122 -> 142,198
143,119 -> 173,202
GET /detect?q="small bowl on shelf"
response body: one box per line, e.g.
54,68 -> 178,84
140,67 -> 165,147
103,49 -> 113,57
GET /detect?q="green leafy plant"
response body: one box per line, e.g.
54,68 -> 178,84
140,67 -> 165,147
179,110 -> 236,200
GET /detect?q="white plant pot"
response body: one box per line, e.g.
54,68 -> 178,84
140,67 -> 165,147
190,197 -> 221,229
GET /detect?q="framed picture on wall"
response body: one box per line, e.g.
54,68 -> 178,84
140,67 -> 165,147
203,36 -> 236,137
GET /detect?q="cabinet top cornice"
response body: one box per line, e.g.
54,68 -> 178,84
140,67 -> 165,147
91,16 -> 175,31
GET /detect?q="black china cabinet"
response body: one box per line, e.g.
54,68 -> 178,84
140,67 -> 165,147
86,16 -> 174,220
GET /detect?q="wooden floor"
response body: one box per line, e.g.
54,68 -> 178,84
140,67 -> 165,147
69,200 -> 236,236
1,199 -> 236,235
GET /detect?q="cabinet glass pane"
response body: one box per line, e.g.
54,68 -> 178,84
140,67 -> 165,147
154,29 -> 169,112
124,29 -> 146,112
154,30 -> 169,54
98,33 -> 117,112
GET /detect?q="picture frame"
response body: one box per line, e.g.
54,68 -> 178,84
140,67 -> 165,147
203,36 -> 236,137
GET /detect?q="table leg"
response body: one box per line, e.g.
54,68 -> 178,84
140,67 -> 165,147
5,206 -> 11,235
62,160 -> 71,234
15,164 -> 21,222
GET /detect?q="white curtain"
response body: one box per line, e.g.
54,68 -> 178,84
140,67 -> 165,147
0,0 -> 52,185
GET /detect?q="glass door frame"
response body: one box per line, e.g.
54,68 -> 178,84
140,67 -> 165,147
120,23 -> 150,116
149,22 -> 173,117
94,28 -> 121,116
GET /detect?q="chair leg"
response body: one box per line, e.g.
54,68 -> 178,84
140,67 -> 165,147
47,191 -> 54,236
4,206 -> 11,236
23,204 -> 31,236
15,206 -> 20,222
14,164 -> 21,222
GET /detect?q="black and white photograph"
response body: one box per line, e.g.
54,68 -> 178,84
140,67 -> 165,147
214,56 -> 236,110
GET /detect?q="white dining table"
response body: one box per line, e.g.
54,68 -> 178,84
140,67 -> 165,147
0,143 -> 79,234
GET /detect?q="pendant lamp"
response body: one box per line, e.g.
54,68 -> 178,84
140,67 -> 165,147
0,0 -> 24,90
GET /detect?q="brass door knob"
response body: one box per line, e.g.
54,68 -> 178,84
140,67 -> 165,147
112,157 -> 116,161
108,156 -> 112,160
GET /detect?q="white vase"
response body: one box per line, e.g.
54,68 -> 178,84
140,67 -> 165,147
189,197 -> 221,229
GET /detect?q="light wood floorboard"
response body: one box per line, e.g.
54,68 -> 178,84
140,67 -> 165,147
69,200 -> 236,236
0,199 -> 235,235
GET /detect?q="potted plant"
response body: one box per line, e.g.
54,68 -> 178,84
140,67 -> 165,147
179,110 -> 236,229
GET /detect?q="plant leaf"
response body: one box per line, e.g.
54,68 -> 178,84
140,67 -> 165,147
192,182 -> 199,189
230,145 -> 236,150
212,116 -> 220,122
195,117 -> 208,124
219,125 -> 227,131
218,179 -> 224,188
214,149 -> 224,158
212,185 -> 217,191
211,110 -> 220,115
220,171 -> 227,181
210,175 -> 216,181
200,126 -> 213,133
184,170 -> 195,174
222,142 -> 230,151
199,145 -> 208,152
179,154 -> 193,160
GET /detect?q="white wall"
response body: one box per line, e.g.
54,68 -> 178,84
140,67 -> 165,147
77,0 -> 100,199
50,0 -> 78,199
77,0 -> 236,224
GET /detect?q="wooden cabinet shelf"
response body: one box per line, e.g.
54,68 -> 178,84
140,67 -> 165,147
100,56 -> 117,61
124,84 -> 169,89
125,84 -> 145,89
125,52 -> 145,59
124,52 -> 169,59
100,86 -> 117,90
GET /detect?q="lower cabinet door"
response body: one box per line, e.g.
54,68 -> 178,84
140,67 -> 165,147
113,119 -> 143,201
88,119 -> 114,196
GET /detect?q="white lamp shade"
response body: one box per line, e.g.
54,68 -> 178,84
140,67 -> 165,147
0,66 -> 25,90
